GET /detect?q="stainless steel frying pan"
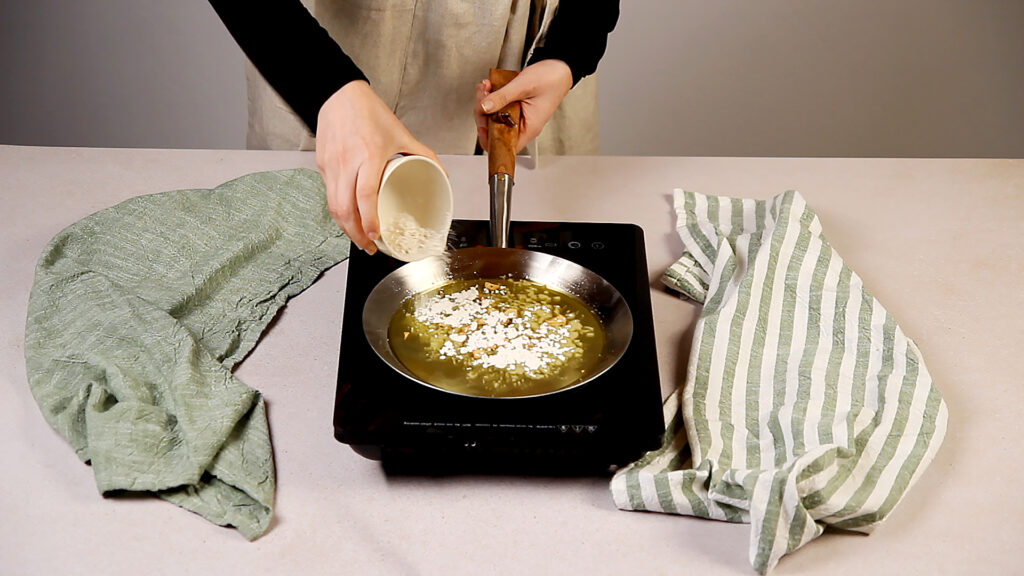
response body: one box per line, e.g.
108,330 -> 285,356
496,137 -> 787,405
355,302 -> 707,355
361,246 -> 633,398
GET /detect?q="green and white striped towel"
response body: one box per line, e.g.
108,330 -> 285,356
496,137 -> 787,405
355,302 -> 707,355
25,168 -> 349,539
611,190 -> 947,573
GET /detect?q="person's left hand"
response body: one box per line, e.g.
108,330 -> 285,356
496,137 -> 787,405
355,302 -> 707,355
474,59 -> 573,153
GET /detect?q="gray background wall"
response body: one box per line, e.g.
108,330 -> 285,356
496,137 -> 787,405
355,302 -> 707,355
2,0 -> 1022,157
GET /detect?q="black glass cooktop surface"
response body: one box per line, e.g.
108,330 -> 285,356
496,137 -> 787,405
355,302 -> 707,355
334,220 -> 664,474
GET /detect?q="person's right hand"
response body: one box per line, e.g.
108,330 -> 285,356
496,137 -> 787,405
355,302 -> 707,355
315,80 -> 440,254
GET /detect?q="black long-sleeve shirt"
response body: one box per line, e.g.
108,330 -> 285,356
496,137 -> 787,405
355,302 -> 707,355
209,0 -> 619,133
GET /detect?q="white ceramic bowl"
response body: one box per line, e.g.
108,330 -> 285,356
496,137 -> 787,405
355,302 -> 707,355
374,155 -> 453,262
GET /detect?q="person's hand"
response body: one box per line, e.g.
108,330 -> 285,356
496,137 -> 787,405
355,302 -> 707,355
316,80 -> 440,254
474,59 -> 573,153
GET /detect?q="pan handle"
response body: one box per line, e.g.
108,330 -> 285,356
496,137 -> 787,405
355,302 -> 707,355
486,68 -> 521,180
486,68 -> 521,249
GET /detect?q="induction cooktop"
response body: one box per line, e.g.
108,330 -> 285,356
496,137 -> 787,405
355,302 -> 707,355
334,220 -> 664,474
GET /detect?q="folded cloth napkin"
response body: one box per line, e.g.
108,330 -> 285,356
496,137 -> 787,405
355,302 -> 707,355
24,168 -> 349,539
611,190 -> 947,573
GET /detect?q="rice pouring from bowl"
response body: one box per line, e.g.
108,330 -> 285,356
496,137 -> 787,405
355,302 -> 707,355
374,155 -> 453,262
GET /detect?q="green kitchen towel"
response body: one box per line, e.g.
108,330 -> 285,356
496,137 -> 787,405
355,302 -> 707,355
24,168 -> 349,539
611,190 -> 947,573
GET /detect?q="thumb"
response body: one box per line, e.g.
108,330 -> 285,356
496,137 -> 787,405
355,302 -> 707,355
480,81 -> 527,114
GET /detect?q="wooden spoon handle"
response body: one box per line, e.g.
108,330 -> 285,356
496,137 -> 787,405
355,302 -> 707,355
487,68 -> 522,180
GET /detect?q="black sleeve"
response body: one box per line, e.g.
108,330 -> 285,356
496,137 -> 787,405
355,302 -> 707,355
527,0 -> 621,86
208,0 -> 368,134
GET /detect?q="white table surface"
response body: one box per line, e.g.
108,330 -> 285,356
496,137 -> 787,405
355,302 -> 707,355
2,145 -> 1021,575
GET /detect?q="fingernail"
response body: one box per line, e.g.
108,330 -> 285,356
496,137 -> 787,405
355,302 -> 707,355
481,100 -> 494,113
365,244 -> 377,256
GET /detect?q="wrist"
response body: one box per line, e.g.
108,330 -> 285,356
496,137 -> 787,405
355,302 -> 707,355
548,59 -> 573,93
318,80 -> 373,123
528,57 -> 574,91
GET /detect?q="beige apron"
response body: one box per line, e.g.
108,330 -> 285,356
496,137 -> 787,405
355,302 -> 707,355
245,0 -> 599,155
